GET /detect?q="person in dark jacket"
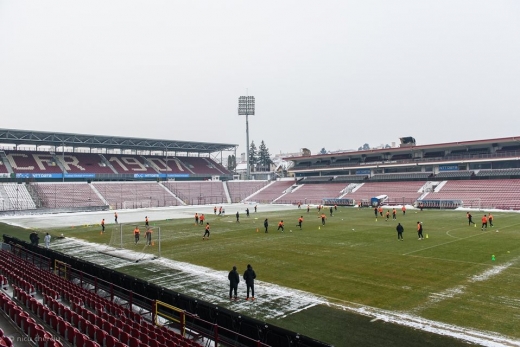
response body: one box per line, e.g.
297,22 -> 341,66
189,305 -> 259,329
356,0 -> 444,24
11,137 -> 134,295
29,231 -> 39,246
264,218 -> 268,233
228,266 -> 240,300
396,223 -> 404,241
243,264 -> 257,300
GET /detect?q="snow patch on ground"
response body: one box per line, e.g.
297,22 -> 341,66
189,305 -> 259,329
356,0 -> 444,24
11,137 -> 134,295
470,262 -> 515,282
330,303 -> 520,347
48,237 -> 520,347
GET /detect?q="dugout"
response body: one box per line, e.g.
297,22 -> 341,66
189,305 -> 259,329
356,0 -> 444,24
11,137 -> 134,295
370,195 -> 388,207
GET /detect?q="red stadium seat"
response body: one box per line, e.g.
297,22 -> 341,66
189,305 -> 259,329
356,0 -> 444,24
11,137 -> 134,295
119,331 -> 130,345
2,337 -> 12,347
105,335 -> 119,347
94,326 -> 107,346
66,325 -> 80,344
75,333 -> 88,347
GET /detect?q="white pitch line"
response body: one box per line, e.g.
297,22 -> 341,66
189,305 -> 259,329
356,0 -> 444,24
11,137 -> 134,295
402,231 -> 490,256
49,237 -> 520,347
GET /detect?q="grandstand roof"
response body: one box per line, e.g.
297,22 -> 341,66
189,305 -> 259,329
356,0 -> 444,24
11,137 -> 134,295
286,135 -> 520,161
0,128 -> 237,153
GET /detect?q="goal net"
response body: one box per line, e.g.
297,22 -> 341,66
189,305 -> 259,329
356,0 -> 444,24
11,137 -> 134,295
123,200 -> 152,209
107,223 -> 162,258
461,199 -> 482,210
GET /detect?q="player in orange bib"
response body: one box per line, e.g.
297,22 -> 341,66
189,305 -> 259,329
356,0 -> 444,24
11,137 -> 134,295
297,216 -> 303,230
145,227 -> 153,245
481,215 -> 488,230
134,226 -> 140,244
203,223 -> 210,240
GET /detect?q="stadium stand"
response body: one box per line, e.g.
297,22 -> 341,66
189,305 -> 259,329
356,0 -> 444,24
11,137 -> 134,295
93,182 -> 179,209
434,171 -> 474,179
32,183 -> 106,209
176,157 -> 229,176
370,172 -> 431,181
425,179 -> 520,210
300,176 -> 334,183
58,153 -> 115,174
0,249 -> 202,347
390,153 -> 412,160
0,183 -> 37,211
144,156 -> 189,174
162,181 -> 227,205
5,151 -> 64,174
245,180 -> 295,203
105,154 -> 159,174
226,180 -> 270,203
279,183 -> 349,204
475,168 -> 520,177
333,175 -> 368,182
496,145 -> 520,153
0,160 -> 8,174
423,151 -> 445,159
343,181 -> 426,206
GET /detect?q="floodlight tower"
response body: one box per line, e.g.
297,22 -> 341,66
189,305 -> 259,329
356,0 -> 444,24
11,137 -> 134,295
238,96 -> 255,180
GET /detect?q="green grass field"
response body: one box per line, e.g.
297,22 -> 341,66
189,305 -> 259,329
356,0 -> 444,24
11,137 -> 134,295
3,207 -> 520,346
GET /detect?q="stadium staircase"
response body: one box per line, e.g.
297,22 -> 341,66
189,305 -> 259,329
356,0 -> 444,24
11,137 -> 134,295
0,151 -> 14,175
202,158 -> 226,175
242,181 -> 274,201
158,183 -> 186,206
98,155 -> 118,174
25,184 -> 44,208
0,184 -> 14,210
338,183 -> 360,198
272,184 -> 297,203
89,184 -> 110,207
171,159 -> 194,175
51,153 -> 68,175
222,182 -> 232,204
140,157 -> 160,174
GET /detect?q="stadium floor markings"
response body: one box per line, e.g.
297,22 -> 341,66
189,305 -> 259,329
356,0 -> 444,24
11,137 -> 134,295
405,254 -> 520,270
321,299 -> 520,347
404,220 -> 520,256
411,258 -> 518,315
445,227 -> 466,238
402,231 -> 491,256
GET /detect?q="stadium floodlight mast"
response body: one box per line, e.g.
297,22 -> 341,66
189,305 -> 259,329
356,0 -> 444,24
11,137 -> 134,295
238,96 -> 255,180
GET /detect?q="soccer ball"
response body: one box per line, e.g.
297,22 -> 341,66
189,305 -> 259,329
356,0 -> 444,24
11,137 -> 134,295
290,230 -> 292,232
352,229 -> 355,231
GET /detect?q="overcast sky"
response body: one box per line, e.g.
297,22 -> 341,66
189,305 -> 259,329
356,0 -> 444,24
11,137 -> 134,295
1,1 -> 519,156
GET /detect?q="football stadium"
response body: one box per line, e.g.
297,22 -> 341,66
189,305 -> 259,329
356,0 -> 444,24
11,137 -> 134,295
1,129 -> 520,347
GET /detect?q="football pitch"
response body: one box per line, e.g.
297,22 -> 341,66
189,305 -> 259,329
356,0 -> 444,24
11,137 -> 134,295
2,205 -> 520,346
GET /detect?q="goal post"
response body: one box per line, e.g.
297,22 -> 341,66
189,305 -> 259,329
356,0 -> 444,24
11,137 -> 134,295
462,198 -> 482,210
110,223 -> 162,258
122,200 -> 152,209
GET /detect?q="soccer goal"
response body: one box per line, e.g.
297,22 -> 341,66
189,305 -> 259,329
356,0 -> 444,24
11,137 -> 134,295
462,198 -> 482,210
122,200 -> 152,209
108,223 -> 162,258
